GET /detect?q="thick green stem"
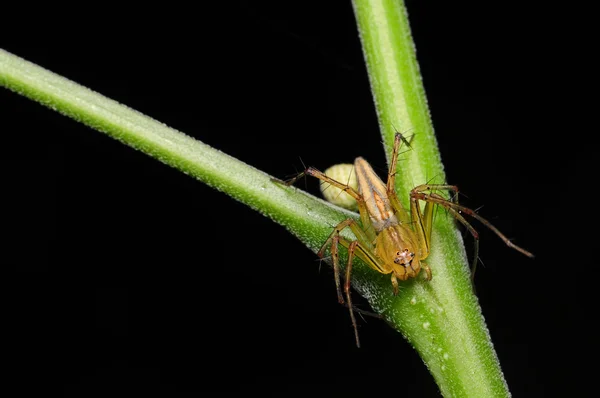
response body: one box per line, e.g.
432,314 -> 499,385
351,0 -> 510,396
2,7 -> 507,392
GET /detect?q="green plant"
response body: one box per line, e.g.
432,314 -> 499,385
1,1 -> 518,396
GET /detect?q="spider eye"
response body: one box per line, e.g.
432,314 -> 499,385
394,249 -> 415,265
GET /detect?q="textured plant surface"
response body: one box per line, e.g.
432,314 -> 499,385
1,3 -> 511,395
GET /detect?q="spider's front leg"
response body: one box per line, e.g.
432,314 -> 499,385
294,166 -> 388,346
319,218 -> 361,305
385,133 -> 434,282
317,218 -> 377,348
410,184 -> 534,279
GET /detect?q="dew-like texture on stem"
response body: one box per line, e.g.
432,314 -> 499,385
0,48 -> 347,253
2,11 -> 509,394
351,0 -> 510,396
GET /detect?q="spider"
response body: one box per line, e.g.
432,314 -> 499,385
287,133 -> 533,347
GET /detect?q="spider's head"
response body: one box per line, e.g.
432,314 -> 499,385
390,248 -> 420,282
375,228 -> 420,281
393,248 -> 415,265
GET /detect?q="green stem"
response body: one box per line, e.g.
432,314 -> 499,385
352,0 -> 509,396
1,5 -> 507,392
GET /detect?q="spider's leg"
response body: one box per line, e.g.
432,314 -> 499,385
409,185 -> 460,263
411,184 -> 534,280
345,241 -> 360,347
385,133 -> 411,224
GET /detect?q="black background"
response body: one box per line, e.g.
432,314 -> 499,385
4,1 -> 594,397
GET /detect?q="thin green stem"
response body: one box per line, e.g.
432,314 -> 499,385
352,0 -> 510,396
0,48 -> 354,253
